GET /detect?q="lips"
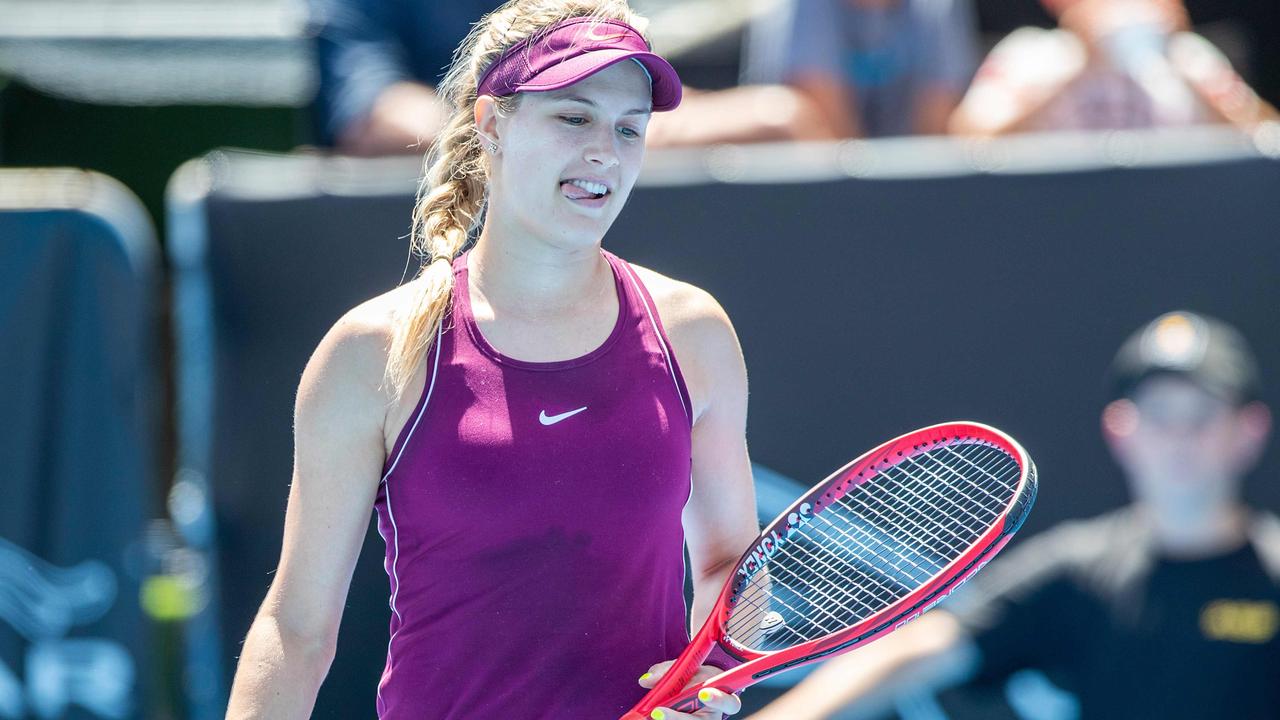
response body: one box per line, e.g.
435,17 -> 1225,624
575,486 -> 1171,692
560,178 -> 610,201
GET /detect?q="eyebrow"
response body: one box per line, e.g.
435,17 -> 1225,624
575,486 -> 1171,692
548,92 -> 651,115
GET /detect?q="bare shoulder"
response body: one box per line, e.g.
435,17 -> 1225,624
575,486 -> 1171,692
628,263 -> 745,420
629,264 -> 736,348
298,281 -> 421,431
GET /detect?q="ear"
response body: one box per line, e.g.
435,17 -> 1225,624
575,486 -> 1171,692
474,94 -> 501,145
1039,0 -> 1074,17
1101,398 -> 1138,462
1231,401 -> 1272,474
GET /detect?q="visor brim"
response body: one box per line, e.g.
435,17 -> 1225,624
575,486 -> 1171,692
511,49 -> 682,112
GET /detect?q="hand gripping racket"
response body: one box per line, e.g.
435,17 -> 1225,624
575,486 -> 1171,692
621,421 -> 1037,719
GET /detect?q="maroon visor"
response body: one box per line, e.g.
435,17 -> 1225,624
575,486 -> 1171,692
476,17 -> 682,111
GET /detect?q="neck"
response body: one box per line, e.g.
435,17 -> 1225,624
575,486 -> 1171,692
1137,501 -> 1249,559
469,218 -> 610,320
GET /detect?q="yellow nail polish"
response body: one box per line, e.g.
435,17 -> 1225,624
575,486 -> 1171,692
639,673 -> 652,682
698,689 -> 713,702
650,711 -> 666,720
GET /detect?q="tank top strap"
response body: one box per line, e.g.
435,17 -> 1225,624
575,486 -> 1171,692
600,249 -> 645,327
602,249 -> 694,426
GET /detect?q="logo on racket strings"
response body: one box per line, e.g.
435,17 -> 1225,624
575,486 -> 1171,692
737,503 -> 814,586
759,611 -> 785,631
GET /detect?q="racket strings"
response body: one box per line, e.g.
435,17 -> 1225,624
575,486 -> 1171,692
728,443 -> 1017,648
725,441 -> 1021,652
726,444 -> 1013,649
733,443 -> 1015,638
851,449 -> 1005,559
737,444 -> 1009,607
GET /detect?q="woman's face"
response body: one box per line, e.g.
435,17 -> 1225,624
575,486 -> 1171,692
481,60 -> 652,252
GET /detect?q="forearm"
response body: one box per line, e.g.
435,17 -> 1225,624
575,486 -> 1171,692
691,558 -> 738,632
745,612 -> 968,720
1175,56 -> 1280,131
947,88 -> 1056,137
225,614 -> 336,719
914,88 -> 962,136
337,81 -> 451,156
645,85 -> 844,149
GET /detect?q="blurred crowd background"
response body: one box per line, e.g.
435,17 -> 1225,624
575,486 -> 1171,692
2,0 -> 1279,718
4,0 -> 1278,226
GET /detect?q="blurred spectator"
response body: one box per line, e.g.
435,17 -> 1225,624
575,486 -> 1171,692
643,84 -> 851,147
745,310 -> 1280,720
1181,0 -> 1280,109
309,0 -> 497,155
737,0 -> 981,138
308,0 -> 835,152
949,0 -> 1280,135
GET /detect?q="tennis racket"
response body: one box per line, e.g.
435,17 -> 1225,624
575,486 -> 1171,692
621,421 -> 1037,719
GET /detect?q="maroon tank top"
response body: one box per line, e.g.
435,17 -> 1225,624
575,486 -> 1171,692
373,248 -> 694,719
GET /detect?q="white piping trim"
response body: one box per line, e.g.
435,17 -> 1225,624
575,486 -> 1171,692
376,321 -> 442,711
619,258 -> 695,636
678,466 -> 694,636
381,321 -> 442,483
619,261 -> 691,423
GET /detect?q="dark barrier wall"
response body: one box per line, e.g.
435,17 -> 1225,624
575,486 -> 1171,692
168,132 -> 1280,717
613,147 -> 1280,527
168,158 -> 425,720
0,170 -> 158,719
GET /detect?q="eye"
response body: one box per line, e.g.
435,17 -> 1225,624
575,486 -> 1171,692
618,126 -> 641,139
559,115 -> 587,126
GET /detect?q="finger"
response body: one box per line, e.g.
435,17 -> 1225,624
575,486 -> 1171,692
689,665 -> 725,686
639,660 -> 675,688
646,689 -> 742,720
648,707 -> 713,720
694,688 -> 742,716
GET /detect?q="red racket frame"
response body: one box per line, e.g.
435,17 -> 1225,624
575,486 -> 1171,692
620,421 -> 1037,719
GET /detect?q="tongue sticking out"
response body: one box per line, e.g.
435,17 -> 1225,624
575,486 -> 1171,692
561,181 -> 599,200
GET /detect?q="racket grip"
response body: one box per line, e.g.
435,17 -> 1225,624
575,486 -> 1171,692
659,686 -> 713,715
621,684 -> 719,718
622,646 -> 709,718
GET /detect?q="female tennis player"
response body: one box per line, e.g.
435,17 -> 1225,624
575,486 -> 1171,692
224,1 -> 758,718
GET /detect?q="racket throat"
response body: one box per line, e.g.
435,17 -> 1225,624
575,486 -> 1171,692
620,616 -> 723,718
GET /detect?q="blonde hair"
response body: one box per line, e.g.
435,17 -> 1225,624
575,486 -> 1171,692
384,0 -> 647,402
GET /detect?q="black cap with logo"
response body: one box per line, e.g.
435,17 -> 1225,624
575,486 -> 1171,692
1109,311 -> 1261,405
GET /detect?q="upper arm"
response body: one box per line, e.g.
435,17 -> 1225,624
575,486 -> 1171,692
662,285 -> 760,579
912,0 -> 978,134
782,0 -> 862,138
790,73 -> 864,138
741,0 -> 861,138
1168,31 -> 1280,129
265,308 -> 392,646
737,0 -> 855,136
914,86 -> 964,135
914,0 -> 980,91
742,0 -> 838,85
310,0 -> 411,144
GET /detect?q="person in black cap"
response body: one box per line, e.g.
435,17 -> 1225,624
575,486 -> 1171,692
745,310 -> 1280,720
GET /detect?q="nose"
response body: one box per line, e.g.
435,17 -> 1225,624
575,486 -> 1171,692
583,125 -> 620,169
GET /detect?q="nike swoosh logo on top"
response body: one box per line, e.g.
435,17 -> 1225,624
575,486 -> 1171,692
585,24 -> 628,42
539,406 -> 588,426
